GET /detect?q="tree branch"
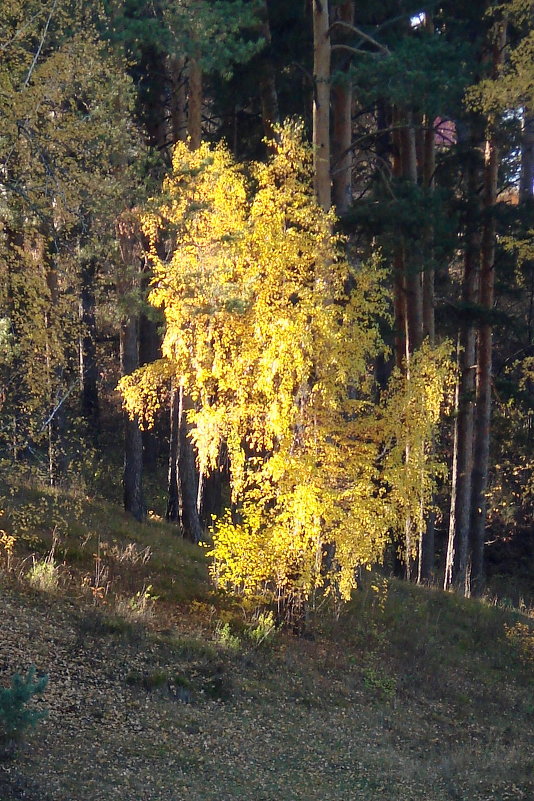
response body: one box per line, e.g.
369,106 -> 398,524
24,0 -> 58,87
329,20 -> 390,55
331,44 -> 379,58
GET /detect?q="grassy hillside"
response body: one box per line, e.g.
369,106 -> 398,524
0,479 -> 533,801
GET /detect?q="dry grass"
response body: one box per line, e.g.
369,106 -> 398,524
0,479 -> 532,801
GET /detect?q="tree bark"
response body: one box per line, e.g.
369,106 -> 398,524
139,45 -> 169,151
117,213 -> 144,522
45,252 -> 68,486
120,313 -> 144,521
445,120 -> 483,593
519,106 -> 534,203
258,0 -> 280,145
392,117 -> 407,370
178,386 -> 203,543
400,115 -> 424,354
331,1 -> 354,214
139,311 -> 161,471
79,257 -> 99,441
312,0 -> 331,211
422,115 -> 436,344
169,55 -> 188,145
166,381 -> 181,524
470,22 -> 506,596
188,58 -> 203,150
418,113 -> 437,584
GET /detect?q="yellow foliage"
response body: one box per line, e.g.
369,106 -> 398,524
381,341 -> 455,558
118,359 -> 174,431
122,121 -> 451,604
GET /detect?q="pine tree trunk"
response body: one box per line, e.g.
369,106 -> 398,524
445,120 -> 483,593
178,387 -> 203,543
392,118 -> 407,370
419,114 -> 437,584
169,55 -> 187,145
120,314 -> 144,522
117,213 -> 144,522
188,59 -> 203,150
520,106 -> 534,202
201,458 -> 224,525
45,257 -> 68,486
140,45 -> 169,151
312,0 -> 331,211
258,0 -> 280,144
470,22 -> 506,596
400,115 -> 423,354
166,381 -> 181,524
422,116 -> 436,344
447,272 -> 478,595
166,383 -> 203,542
79,258 -> 99,441
331,1 -> 354,214
139,312 -> 160,471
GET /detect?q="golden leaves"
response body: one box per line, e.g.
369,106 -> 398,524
134,123 -> 396,602
124,123 -> 451,605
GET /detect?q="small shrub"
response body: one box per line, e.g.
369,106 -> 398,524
506,622 -> 534,667
114,584 -> 158,623
362,664 -> 397,703
246,611 -> 277,647
170,635 -> 218,661
0,528 -> 16,572
0,666 -> 48,758
143,671 -> 168,690
109,541 -> 152,565
215,620 -> 241,651
26,554 -> 60,593
168,674 -> 194,703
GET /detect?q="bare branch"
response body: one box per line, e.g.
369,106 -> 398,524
0,5 -> 50,52
23,0 -> 58,87
331,44 -> 379,58
329,20 -> 390,55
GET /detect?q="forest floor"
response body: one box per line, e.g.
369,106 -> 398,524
0,481 -> 533,801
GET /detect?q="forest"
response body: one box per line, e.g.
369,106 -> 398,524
0,2 -> 533,800
1,0 -> 534,613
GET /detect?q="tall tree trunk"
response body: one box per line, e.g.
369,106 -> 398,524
418,113 -> 437,584
390,116 -> 409,576
139,45 -> 169,152
79,257 -> 99,441
169,55 -> 187,145
166,383 -> 204,542
178,386 -> 203,543
312,0 -> 331,211
139,311 -> 161,471
520,106 -> 534,343
392,117 -> 407,371
45,251 -> 68,486
520,106 -> 534,203
120,313 -> 144,521
117,213 -> 144,522
258,0 -> 280,144
394,111 -> 425,579
166,381 -> 181,524
445,120 -> 483,593
422,114 -> 436,344
331,1 -> 354,214
168,69 -> 206,542
188,58 -> 203,150
401,115 -> 424,354
470,22 -> 506,596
